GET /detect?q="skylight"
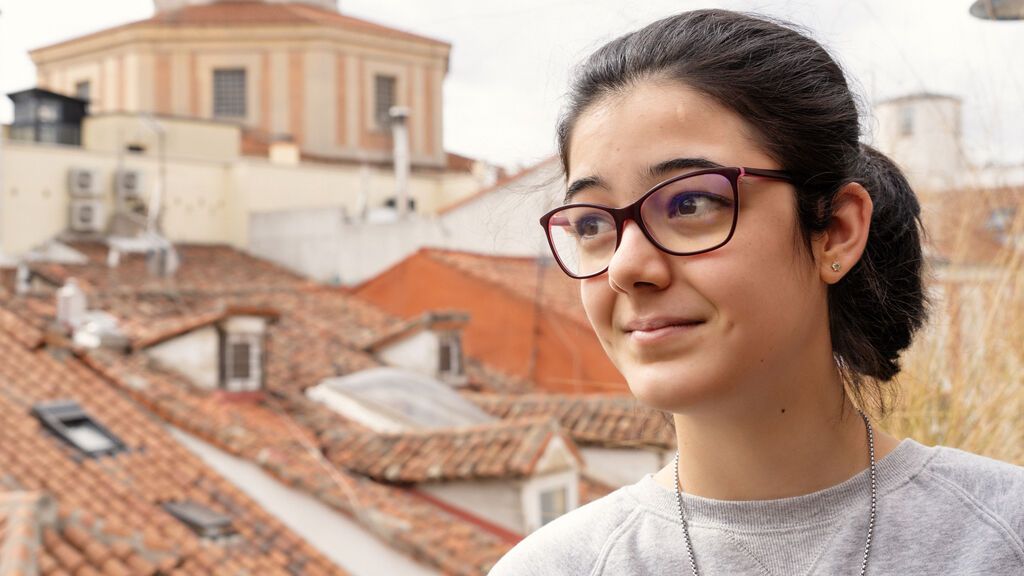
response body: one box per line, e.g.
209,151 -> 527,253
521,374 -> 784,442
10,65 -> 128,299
163,501 -> 236,539
32,400 -> 126,457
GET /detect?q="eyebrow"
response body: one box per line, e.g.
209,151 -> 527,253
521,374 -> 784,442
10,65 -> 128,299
564,157 -> 725,204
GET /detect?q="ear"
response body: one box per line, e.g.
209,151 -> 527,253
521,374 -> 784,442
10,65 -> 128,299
813,182 -> 873,284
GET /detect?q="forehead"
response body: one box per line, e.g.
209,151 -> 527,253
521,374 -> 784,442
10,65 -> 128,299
566,81 -> 770,194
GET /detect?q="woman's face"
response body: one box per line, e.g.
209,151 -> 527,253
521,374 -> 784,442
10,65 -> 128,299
567,80 -> 829,414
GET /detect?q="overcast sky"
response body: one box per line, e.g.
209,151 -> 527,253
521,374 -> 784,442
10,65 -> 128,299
1,0 -> 1022,170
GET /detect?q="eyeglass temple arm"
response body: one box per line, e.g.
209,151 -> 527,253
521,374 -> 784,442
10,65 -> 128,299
741,167 -> 794,181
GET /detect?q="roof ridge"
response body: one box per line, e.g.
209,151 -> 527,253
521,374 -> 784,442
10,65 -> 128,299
437,155 -> 559,216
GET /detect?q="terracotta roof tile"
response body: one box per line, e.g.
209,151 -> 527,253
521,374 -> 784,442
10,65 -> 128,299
24,241 -> 312,295
421,247 -> 589,328
85,347 -> 517,574
0,239 -> 663,573
920,185 -> 1024,266
0,322 -> 342,575
324,416 -> 583,483
462,391 -> 676,450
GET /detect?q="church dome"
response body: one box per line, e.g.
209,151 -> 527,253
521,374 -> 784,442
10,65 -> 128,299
154,0 -> 338,13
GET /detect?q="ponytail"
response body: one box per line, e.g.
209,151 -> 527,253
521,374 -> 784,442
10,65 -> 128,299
828,144 -> 928,411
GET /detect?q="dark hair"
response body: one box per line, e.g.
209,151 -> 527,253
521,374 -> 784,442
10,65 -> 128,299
557,9 -> 927,416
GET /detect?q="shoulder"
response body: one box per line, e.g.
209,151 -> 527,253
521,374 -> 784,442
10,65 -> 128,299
918,444 -> 1024,537
486,484 -> 644,576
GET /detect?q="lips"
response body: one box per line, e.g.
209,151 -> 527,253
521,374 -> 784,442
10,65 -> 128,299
624,318 -> 705,346
622,317 -> 704,333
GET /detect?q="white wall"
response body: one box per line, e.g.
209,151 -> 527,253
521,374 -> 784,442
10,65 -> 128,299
420,479 -> 525,534
0,140 -> 230,256
246,158 -> 563,285
377,330 -> 441,378
0,119 -> 487,259
148,326 -> 220,389
580,446 -> 669,488
433,159 -> 562,257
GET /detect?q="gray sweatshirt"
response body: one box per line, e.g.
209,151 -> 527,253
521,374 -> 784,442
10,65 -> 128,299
487,438 -> 1024,575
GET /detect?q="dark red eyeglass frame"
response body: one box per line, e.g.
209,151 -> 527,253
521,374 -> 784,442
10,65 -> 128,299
538,166 -> 795,279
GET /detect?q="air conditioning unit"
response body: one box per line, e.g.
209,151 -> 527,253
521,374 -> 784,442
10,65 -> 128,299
68,168 -> 100,198
69,199 -> 106,233
115,169 -> 145,202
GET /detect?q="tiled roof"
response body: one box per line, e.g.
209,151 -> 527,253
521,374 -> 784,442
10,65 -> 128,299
920,185 -> 1024,266
81,348 -> 518,575
25,241 -> 312,295
0,491 -> 49,575
461,391 -> 676,450
33,1 -> 449,54
420,247 -> 589,328
462,356 -> 534,394
362,309 -> 470,353
0,239 -> 645,573
0,312 -> 342,575
7,242 -> 538,397
323,416 -> 583,483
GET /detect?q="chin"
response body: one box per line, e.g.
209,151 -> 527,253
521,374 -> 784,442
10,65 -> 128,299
621,362 -> 723,413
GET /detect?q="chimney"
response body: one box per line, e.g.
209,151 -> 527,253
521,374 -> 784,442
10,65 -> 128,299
15,262 -> 31,295
389,106 -> 411,219
56,278 -> 87,332
269,135 -> 300,165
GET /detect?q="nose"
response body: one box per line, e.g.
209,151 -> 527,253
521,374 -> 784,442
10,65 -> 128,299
606,219 -> 671,292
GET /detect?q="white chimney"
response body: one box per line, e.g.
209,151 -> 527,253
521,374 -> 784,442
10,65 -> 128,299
389,106 -> 411,219
269,138 -> 300,165
57,278 -> 87,332
15,263 -> 31,295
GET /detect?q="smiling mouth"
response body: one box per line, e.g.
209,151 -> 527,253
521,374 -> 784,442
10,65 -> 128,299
627,321 -> 705,343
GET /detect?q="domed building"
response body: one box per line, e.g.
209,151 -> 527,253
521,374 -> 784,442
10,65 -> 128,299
29,0 -> 450,168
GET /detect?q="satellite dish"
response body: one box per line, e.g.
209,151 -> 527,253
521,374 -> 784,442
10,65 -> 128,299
970,0 -> 1024,20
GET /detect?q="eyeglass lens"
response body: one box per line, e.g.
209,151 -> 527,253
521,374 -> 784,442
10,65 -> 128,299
547,172 -> 735,277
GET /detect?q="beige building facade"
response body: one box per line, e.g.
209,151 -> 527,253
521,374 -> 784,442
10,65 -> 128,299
0,0 -> 499,262
29,0 -> 450,168
0,113 -> 483,258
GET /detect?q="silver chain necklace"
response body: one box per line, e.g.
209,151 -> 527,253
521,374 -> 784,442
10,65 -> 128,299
673,410 -> 877,576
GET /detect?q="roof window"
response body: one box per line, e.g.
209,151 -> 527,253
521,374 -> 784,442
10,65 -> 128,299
163,501 -> 236,539
32,400 -> 126,457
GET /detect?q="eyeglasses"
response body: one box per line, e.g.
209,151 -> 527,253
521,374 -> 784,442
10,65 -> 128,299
539,167 -> 794,279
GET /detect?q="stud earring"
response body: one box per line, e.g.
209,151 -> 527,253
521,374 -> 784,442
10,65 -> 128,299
831,261 -> 842,272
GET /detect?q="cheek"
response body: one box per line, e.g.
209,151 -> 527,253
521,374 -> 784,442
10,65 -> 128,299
580,279 -> 615,340
711,231 -> 820,350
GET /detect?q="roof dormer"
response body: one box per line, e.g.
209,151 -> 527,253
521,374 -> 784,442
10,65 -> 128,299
143,307 -> 277,395
364,311 -> 470,387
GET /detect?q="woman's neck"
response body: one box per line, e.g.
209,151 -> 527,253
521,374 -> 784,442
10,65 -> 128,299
658,370 -> 901,501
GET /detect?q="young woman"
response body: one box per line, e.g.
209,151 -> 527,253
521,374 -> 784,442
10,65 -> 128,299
489,9 -> 1024,576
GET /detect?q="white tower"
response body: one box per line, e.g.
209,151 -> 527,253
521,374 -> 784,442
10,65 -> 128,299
873,93 -> 967,194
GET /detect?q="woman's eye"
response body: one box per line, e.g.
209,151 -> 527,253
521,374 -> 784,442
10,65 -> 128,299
668,193 -> 730,217
571,213 -> 614,239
